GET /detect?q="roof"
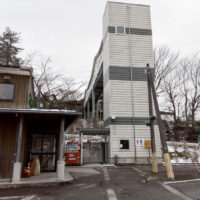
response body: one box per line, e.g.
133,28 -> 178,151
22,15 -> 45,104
0,66 -> 32,76
0,108 -> 82,128
107,1 -> 150,7
0,108 -> 82,116
80,128 -> 110,135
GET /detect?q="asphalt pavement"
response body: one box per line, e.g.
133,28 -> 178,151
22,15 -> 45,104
0,165 -> 200,200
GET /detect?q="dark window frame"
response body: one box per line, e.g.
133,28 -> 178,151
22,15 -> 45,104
0,82 -> 15,101
115,25 -> 125,34
120,140 -> 129,149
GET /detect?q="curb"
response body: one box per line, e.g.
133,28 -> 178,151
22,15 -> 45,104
0,179 -> 73,189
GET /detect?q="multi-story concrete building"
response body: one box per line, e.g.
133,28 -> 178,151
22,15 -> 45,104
83,2 -> 162,164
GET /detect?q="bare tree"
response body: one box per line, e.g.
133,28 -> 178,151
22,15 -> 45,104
179,58 -> 190,124
161,69 -> 181,124
187,56 -> 200,128
33,56 -> 85,109
154,45 -> 179,94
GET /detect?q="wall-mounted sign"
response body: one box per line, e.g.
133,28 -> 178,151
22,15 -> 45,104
136,138 -> 144,147
144,140 -> 151,148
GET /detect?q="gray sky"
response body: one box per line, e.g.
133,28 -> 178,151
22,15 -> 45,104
0,0 -> 200,85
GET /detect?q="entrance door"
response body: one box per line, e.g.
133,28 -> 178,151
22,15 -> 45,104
30,134 -> 57,171
83,143 -> 104,163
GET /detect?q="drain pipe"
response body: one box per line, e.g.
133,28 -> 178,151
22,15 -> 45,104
127,5 -> 137,163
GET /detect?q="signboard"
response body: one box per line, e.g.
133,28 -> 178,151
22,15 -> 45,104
198,135 -> 200,145
144,140 -> 151,148
136,138 -> 144,147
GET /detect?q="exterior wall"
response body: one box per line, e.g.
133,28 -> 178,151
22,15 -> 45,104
0,74 -> 31,109
102,2 -> 162,163
0,115 -> 17,178
0,114 -> 28,179
110,80 -> 156,117
84,2 -> 162,164
103,32 -> 110,120
109,125 -> 162,164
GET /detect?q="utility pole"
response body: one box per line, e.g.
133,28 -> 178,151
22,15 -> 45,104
147,72 -> 158,173
146,64 -> 174,180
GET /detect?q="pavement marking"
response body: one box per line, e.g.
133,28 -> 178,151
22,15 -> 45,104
132,167 -> 146,176
107,189 -> 118,200
0,195 -> 37,200
103,167 -> 110,182
81,184 -> 96,189
162,184 -> 193,200
21,195 -> 37,200
74,183 -> 86,187
164,178 -> 200,185
0,196 -> 22,200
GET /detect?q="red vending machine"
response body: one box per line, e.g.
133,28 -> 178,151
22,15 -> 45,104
66,142 -> 80,165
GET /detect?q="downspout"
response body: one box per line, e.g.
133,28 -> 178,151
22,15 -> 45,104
127,5 -> 137,162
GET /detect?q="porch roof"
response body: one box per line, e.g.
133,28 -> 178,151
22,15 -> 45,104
0,108 -> 81,116
0,108 -> 82,128
79,128 -> 110,135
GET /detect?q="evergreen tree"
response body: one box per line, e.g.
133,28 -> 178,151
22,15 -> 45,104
0,27 -> 23,66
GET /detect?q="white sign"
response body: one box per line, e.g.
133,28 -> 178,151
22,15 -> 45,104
136,138 -> 144,147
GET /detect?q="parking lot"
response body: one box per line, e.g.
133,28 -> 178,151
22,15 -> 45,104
0,164 -> 200,200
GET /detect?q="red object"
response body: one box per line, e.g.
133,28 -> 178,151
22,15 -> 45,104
66,142 -> 80,165
23,161 -> 31,178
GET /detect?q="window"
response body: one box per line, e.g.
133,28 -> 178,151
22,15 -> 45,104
116,26 -> 125,34
0,83 -> 15,100
120,140 -> 129,149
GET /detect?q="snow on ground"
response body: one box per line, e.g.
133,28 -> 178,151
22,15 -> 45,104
167,142 -> 200,164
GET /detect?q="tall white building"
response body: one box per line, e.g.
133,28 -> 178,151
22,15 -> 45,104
83,2 -> 162,164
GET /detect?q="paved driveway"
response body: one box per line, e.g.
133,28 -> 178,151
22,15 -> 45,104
0,165 -> 200,200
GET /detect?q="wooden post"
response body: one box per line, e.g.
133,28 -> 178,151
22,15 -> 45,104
147,73 -> 158,173
12,115 -> 23,183
57,116 -> 65,180
147,64 -> 174,180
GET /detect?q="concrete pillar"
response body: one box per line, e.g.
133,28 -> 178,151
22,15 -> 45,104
96,101 -> 99,119
57,116 -> 65,181
80,133 -> 83,165
84,106 -> 86,119
12,115 -> 23,183
92,90 -> 95,119
87,101 -> 90,120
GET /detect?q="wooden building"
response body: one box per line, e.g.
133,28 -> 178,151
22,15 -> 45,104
0,65 -> 81,182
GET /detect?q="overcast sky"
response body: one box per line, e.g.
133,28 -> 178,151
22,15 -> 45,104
0,0 -> 200,86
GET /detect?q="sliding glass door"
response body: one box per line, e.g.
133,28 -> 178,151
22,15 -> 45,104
30,134 -> 57,171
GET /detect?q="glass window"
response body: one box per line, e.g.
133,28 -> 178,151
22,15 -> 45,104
43,135 -> 56,153
120,140 -> 129,149
0,83 -> 14,100
116,26 -> 125,34
41,154 -> 56,171
31,135 -> 42,153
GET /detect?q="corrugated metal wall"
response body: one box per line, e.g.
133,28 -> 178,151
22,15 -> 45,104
102,2 -> 162,163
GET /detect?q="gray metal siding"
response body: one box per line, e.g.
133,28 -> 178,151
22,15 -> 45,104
107,26 -> 152,36
109,66 -> 155,81
109,66 -> 131,81
104,116 -> 157,127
